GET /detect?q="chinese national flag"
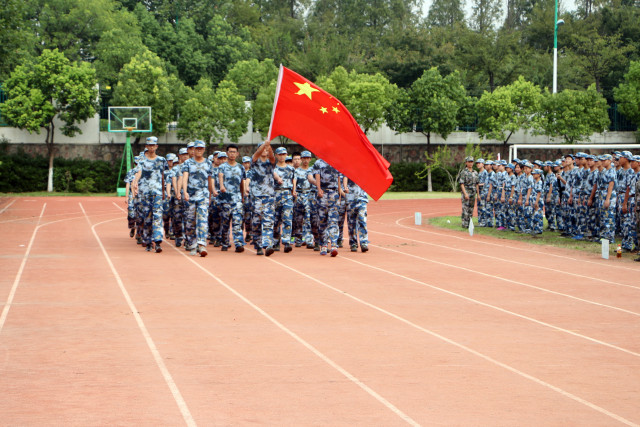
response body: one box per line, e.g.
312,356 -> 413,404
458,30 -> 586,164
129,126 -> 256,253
267,65 -> 393,201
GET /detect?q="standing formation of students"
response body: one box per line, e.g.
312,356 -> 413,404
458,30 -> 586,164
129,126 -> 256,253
125,138 -> 370,258
459,151 -> 640,261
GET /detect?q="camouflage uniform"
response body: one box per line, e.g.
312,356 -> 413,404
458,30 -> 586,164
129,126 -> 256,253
162,166 -> 175,239
477,168 -> 488,226
345,178 -> 369,248
585,168 -> 599,240
314,159 -> 341,248
183,157 -> 214,249
273,164 -> 295,247
486,168 -> 496,227
293,166 -> 313,245
597,165 -> 617,243
505,170 -> 518,231
249,159 -> 276,249
458,167 -> 478,228
137,155 -> 169,246
124,166 -> 139,231
530,174 -> 544,235
208,164 -> 222,245
307,166 -> 320,246
620,167 -> 637,250
218,162 -> 246,249
544,169 -> 558,230
519,172 -> 534,234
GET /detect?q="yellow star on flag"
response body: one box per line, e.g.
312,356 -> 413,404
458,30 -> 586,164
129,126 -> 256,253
294,82 -> 319,100
319,107 -> 328,114
332,106 -> 340,113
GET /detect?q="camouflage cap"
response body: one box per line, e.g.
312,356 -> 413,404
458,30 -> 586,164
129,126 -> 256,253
465,156 -> 474,162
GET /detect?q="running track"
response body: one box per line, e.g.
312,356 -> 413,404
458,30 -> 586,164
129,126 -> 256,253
0,197 -> 638,426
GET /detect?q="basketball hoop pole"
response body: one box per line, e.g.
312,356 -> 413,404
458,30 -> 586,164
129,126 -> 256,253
125,127 -> 135,171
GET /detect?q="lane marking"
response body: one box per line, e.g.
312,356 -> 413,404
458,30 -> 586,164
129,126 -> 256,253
392,215 -> 640,273
371,224 -> 640,290
258,254 -> 639,426
340,255 -> 640,358
164,243 -> 419,427
0,199 -> 16,215
0,203 -> 46,334
369,243 -> 640,317
81,205 -> 196,427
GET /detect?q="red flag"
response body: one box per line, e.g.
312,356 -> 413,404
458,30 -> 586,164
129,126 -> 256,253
267,65 -> 393,201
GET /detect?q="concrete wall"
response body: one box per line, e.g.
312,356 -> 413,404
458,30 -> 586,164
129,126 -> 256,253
1,115 -> 637,164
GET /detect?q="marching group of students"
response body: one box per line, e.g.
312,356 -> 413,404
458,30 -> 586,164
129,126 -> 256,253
125,137 -> 369,258
459,151 -> 640,261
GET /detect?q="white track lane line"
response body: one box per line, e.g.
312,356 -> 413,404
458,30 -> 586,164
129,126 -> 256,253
369,243 -> 640,317
393,215 -> 640,273
339,255 -> 640,358
0,199 -> 16,215
165,243 -> 420,427
81,205 -> 196,427
371,225 -> 640,290
0,203 -> 46,334
258,254 -> 638,427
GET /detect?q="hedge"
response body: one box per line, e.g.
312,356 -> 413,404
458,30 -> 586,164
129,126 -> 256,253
0,146 -> 120,193
388,162 -> 458,192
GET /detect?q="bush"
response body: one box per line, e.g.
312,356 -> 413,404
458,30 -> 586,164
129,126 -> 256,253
388,162 -> 456,192
0,146 -> 120,193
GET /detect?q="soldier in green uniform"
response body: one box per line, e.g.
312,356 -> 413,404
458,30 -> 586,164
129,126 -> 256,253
459,156 -> 478,228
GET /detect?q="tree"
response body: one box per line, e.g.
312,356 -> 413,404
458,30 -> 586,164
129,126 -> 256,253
470,0 -> 503,33
427,0 -> 465,28
614,60 -> 640,127
386,67 -> 469,191
0,49 -> 98,192
177,79 -> 249,146
538,84 -> 610,143
476,76 -> 543,156
0,0 -> 35,80
111,49 -> 177,138
252,81 -> 277,137
316,66 -> 399,134
224,59 -> 279,101
421,144 -> 493,192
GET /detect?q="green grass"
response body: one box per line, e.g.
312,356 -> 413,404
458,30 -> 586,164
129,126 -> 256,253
0,192 -> 117,197
378,191 -> 460,200
429,215 -> 636,259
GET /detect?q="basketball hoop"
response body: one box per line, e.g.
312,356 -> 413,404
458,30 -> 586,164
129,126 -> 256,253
125,126 -> 135,132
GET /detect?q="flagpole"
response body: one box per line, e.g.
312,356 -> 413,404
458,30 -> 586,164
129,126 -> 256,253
267,64 -> 285,142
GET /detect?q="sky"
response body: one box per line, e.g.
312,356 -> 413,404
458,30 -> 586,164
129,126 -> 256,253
419,0 -> 578,20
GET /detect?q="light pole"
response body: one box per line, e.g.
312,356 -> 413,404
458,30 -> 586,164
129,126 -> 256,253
552,0 -> 565,94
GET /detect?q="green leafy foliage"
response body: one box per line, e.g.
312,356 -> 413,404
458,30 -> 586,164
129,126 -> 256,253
614,60 -> 640,127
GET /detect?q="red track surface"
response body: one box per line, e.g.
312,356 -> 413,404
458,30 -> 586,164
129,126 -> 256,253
1,197 -> 638,426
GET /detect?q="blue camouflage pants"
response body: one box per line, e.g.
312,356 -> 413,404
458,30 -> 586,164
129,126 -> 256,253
493,193 -> 504,228
220,200 -> 245,248
318,190 -> 339,247
309,191 -> 320,244
170,197 -> 183,241
243,195 -> 252,235
273,189 -> 294,245
597,195 -> 617,243
293,191 -> 312,244
347,199 -> 369,246
506,199 -> 517,231
485,195 -> 495,227
185,198 -> 209,248
251,195 -> 275,248
520,202 -> 533,234
140,194 -> 164,245
337,196 -> 347,241
208,198 -> 221,243
532,203 -> 544,235
163,197 -> 173,237
621,198 -> 636,250
477,191 -> 488,226
127,193 -> 136,229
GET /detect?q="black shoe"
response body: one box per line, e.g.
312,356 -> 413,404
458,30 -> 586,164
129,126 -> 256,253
245,235 -> 252,243
361,245 -> 368,253
145,244 -> 152,252
635,256 -> 640,262
175,238 -> 182,248
235,246 -> 244,253
136,236 -> 143,244
221,246 -> 228,251
284,244 -> 292,253
350,244 -> 358,252
256,247 -> 264,255
272,244 -> 280,252
213,240 -> 221,247
265,247 -> 274,257
337,239 -> 343,248
294,242 -> 302,248
313,244 -> 320,251
129,228 -> 135,238
306,243 -> 315,249
155,242 -> 162,253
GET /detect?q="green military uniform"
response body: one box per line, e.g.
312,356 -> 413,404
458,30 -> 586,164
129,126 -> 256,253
459,156 -> 479,228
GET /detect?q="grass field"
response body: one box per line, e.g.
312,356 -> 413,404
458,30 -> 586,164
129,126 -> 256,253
428,215 -> 639,260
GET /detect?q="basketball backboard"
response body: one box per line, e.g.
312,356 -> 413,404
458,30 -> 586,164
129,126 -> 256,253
108,106 -> 152,132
